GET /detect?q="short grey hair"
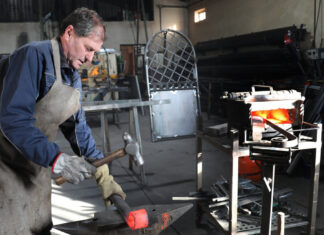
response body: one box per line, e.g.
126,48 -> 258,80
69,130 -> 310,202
59,7 -> 106,41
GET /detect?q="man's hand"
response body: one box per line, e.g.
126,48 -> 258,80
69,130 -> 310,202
52,153 -> 97,184
94,164 -> 126,206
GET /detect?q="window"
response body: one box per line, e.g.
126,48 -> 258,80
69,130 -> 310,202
194,8 -> 206,23
168,24 -> 177,30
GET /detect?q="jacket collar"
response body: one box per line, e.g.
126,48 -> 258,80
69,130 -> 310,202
56,37 -> 73,70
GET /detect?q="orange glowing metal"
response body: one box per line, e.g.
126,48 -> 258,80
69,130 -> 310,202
160,212 -> 171,230
125,209 -> 148,230
252,108 -> 295,124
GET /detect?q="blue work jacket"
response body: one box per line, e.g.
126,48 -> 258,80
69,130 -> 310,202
0,40 -> 103,167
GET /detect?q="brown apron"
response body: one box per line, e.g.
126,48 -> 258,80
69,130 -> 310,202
0,39 -> 80,235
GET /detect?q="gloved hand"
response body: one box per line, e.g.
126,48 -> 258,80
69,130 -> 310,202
94,164 -> 126,206
52,153 -> 97,184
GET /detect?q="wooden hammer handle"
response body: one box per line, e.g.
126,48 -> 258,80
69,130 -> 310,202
54,148 -> 126,185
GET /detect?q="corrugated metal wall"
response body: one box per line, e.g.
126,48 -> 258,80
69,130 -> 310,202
0,0 -> 154,22
0,0 -> 39,22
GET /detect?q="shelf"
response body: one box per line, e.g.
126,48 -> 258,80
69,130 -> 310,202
198,201 -> 308,235
195,121 -> 322,235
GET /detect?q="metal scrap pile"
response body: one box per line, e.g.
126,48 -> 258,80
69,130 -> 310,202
207,176 -> 306,230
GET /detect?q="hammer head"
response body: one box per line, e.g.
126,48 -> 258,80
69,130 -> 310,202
123,132 -> 144,166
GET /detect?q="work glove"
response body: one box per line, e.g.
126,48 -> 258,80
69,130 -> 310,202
94,164 -> 126,206
52,153 -> 97,184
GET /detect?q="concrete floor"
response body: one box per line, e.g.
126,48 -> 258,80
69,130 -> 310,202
51,110 -> 324,235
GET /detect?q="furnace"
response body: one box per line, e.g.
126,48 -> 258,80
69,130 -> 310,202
223,85 -> 304,147
220,85 -> 321,234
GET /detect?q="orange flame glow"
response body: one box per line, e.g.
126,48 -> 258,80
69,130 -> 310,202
160,212 -> 171,230
90,66 -> 99,77
251,109 -> 295,124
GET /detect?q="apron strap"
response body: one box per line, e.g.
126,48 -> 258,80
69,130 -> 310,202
50,39 -> 62,83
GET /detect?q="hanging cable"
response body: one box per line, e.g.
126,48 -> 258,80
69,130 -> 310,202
315,0 -> 322,40
102,45 -> 110,87
320,0 -> 324,47
314,0 -> 322,48
128,20 -> 137,43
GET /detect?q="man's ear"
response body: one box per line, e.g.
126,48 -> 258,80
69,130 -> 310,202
64,25 -> 74,40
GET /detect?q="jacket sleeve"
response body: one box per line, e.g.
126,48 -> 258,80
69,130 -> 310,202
60,108 -> 103,160
0,46 -> 60,167
59,71 -> 103,160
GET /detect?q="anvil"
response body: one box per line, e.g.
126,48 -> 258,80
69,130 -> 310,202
54,203 -> 193,235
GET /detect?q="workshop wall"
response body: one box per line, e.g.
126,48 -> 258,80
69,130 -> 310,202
0,0 -> 188,54
103,0 -> 188,50
188,0 -> 315,45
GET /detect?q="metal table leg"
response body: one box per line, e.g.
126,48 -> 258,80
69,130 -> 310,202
129,107 -> 146,184
260,162 -> 276,235
112,91 -> 121,129
196,115 -> 203,192
135,75 -> 145,116
229,129 -> 239,235
307,123 -> 322,235
100,111 -> 111,155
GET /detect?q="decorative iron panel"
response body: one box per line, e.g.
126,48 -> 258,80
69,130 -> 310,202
145,29 -> 200,141
146,29 -> 198,91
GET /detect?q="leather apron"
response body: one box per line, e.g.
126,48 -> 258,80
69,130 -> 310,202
0,39 -> 80,235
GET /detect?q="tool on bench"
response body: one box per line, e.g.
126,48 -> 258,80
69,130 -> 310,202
54,132 -> 144,185
172,191 -> 216,201
54,200 -> 193,235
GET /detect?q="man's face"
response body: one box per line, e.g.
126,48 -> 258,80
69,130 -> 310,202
61,25 -> 104,69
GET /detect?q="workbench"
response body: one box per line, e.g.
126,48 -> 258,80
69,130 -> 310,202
195,116 -> 321,234
82,99 -> 170,184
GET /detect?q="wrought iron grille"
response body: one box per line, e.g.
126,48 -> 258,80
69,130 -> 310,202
145,29 -> 198,91
145,29 -> 200,141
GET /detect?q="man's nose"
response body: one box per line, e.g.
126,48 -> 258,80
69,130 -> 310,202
85,51 -> 95,62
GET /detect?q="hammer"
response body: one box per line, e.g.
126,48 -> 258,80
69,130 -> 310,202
54,132 -> 144,185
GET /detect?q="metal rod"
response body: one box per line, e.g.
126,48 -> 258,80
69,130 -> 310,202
260,162 -> 276,235
140,0 -> 148,42
128,107 -> 146,185
109,194 -> 131,222
229,129 -> 239,235
156,4 -> 187,9
207,81 -> 212,120
133,106 -> 146,185
135,75 -> 145,116
129,109 -> 135,171
314,0 -> 317,47
196,115 -> 203,192
100,112 -> 107,154
136,0 -> 140,46
104,112 -> 111,153
159,6 -> 162,30
277,212 -> 285,235
82,99 -> 170,111
307,123 -> 322,235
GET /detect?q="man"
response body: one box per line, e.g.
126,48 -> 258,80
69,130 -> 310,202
0,7 -> 125,235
